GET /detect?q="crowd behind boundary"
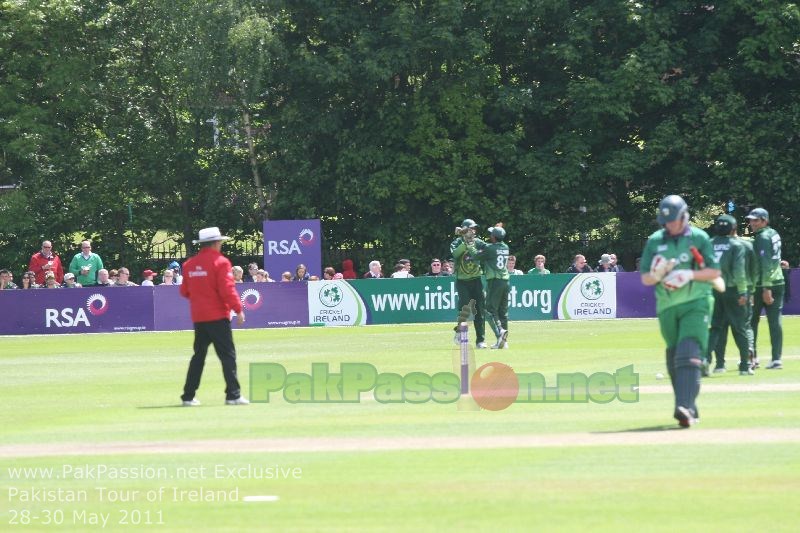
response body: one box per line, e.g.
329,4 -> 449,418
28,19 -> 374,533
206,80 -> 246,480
1,239 -> 641,290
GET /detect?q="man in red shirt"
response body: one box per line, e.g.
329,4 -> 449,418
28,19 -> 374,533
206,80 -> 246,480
28,240 -> 64,285
180,227 -> 248,406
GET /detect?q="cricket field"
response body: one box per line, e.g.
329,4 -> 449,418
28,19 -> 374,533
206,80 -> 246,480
1,318 -> 799,531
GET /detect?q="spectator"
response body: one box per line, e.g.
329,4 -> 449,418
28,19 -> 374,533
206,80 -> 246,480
609,253 -> 625,272
363,260 -> 383,279
247,263 -> 259,282
20,271 -> 38,289
232,266 -> 245,283
309,275 -> 320,281
280,271 -> 292,282
443,259 -> 455,276
566,254 -> 593,273
323,267 -> 336,280
255,269 -> 267,282
159,269 -> 176,285
141,269 -> 156,286
597,254 -> 614,273
391,263 -> 414,278
62,272 -> 82,288
43,272 -> 60,289
424,258 -> 447,277
398,259 -> 413,275
634,257 -> 642,271
96,269 -> 112,286
527,255 -> 550,275
69,240 -> 104,286
507,255 -> 524,275
0,269 -> 17,289
293,263 -> 310,281
340,259 -> 357,280
109,269 -> 119,284
28,240 -> 64,285
168,261 -> 183,284
333,272 -> 344,280
113,267 -> 138,287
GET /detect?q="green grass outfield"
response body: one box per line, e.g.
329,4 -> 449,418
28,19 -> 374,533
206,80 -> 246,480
1,318 -> 799,532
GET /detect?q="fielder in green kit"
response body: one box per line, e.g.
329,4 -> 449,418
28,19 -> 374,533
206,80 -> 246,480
472,225 -> 510,349
706,214 -> 751,375
711,221 -> 758,370
640,195 -> 720,428
451,219 -> 487,348
746,207 -> 784,369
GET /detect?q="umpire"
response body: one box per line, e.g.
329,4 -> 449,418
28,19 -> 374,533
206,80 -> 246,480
180,227 -> 248,406
707,215 -> 752,375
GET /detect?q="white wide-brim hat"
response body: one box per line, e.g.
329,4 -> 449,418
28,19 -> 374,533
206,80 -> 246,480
193,227 -> 230,244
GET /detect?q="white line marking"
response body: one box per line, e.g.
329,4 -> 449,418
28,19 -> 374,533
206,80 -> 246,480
243,495 -> 280,502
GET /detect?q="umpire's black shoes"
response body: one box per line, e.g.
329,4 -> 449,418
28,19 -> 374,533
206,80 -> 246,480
675,406 -> 697,428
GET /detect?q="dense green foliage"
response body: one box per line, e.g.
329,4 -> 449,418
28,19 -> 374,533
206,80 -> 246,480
2,0 -> 799,274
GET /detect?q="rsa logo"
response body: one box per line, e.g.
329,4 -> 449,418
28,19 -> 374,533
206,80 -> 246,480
45,294 -> 108,328
266,228 -> 315,255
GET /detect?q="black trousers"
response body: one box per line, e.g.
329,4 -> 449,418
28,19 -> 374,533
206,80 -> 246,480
182,319 -> 241,401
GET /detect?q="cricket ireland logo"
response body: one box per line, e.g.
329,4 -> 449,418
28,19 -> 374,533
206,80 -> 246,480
580,276 -> 604,300
319,284 -> 343,308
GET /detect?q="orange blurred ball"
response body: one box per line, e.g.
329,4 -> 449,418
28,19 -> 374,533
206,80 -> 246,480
470,362 -> 519,411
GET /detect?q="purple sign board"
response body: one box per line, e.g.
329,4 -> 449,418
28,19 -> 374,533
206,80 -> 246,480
1,270 -> 796,335
153,282 -> 309,331
616,270 -> 800,317
0,287 -> 154,335
262,219 -> 322,279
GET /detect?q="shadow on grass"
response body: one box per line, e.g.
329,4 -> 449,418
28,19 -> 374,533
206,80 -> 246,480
592,424 -> 685,433
136,405 -> 187,409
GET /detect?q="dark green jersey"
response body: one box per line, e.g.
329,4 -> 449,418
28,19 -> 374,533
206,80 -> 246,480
640,225 -> 718,313
450,237 -> 484,280
752,226 -> 784,287
711,236 -> 747,295
473,242 -> 510,280
736,236 -> 757,291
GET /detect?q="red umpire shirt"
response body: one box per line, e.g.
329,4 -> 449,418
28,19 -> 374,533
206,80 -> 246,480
180,247 -> 242,322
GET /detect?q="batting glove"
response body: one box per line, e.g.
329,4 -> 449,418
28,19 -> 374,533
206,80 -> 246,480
649,254 -> 677,281
662,269 -> 694,290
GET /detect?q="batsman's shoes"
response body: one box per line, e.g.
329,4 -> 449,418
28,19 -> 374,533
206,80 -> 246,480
225,396 -> 250,405
476,342 -> 488,349
712,367 -> 726,374
739,369 -> 755,376
498,328 -> 509,349
182,399 -> 201,407
751,357 -> 760,369
674,406 -> 697,428
765,360 -> 783,369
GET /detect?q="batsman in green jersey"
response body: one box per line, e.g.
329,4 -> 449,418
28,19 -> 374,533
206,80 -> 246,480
450,219 -> 487,348
706,215 -> 751,375
472,225 -> 510,349
746,207 -> 784,369
640,195 -> 720,428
